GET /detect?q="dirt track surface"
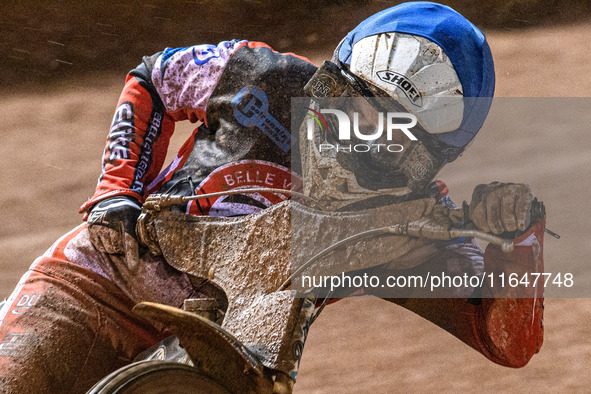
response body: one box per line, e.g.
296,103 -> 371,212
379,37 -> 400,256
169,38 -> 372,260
1,22 -> 590,392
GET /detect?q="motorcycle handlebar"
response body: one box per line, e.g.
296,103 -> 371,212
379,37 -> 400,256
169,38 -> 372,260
139,191 -> 556,260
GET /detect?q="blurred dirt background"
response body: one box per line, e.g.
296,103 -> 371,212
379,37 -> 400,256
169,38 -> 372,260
1,0 -> 590,392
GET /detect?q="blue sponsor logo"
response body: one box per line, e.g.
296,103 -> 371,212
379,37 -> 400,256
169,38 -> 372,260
160,45 -> 221,76
231,86 -> 291,152
192,45 -> 221,66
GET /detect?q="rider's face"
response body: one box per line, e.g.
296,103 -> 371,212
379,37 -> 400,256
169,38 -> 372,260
350,97 -> 419,172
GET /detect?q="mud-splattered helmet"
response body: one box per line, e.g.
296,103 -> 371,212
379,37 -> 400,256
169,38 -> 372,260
335,1 -> 495,156
303,2 -> 495,196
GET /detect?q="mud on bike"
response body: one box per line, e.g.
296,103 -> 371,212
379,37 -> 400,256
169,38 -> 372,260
87,188 -> 549,394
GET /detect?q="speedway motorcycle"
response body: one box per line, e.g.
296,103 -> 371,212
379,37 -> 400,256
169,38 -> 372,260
87,187 -> 547,394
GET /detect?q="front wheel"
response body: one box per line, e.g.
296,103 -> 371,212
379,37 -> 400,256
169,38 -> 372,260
87,360 -> 231,394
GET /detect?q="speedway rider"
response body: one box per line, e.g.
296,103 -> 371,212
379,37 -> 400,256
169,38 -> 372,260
0,2 -> 544,392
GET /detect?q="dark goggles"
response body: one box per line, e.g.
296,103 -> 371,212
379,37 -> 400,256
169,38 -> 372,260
303,61 -> 463,192
304,60 -> 463,164
305,61 -> 394,106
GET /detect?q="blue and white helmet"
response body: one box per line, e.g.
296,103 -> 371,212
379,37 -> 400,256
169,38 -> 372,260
334,1 -> 495,156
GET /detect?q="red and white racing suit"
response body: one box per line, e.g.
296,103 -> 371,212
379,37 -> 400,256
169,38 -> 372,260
0,40 -> 544,393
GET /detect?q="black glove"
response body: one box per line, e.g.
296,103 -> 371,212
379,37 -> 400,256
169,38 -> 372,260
87,196 -> 142,270
469,182 -> 534,235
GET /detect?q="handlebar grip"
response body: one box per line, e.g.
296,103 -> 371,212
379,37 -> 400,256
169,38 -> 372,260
462,198 -> 545,239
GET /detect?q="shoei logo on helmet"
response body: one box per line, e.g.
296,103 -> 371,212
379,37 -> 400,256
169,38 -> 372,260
305,106 -> 417,153
376,71 -> 422,107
